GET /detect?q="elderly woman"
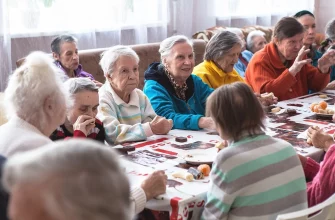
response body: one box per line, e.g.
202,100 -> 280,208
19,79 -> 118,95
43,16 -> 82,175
246,17 -> 335,101
246,30 -> 267,54
0,51 -> 68,157
203,82 -> 307,219
51,35 -> 103,86
97,45 -> 172,144
193,31 -> 277,106
193,31 -> 245,89
143,35 -> 215,130
226,27 -> 254,77
50,77 -> 105,142
298,124 -> 335,207
3,139 -> 131,220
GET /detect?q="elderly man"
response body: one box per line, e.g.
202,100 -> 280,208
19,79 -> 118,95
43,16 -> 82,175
0,51 -> 68,157
246,30 -> 267,54
51,35 -> 103,86
2,139 -> 131,220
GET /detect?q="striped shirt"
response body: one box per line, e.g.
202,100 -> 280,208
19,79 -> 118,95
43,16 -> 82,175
97,82 -> 156,145
202,134 -> 307,220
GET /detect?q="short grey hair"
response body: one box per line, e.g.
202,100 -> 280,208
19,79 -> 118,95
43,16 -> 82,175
226,27 -> 244,38
3,139 -> 131,220
325,18 -> 335,41
51,35 -> 77,54
99,45 -> 139,77
65,77 -> 99,95
4,51 -> 69,130
159,35 -> 193,61
246,30 -> 266,51
204,31 -> 242,61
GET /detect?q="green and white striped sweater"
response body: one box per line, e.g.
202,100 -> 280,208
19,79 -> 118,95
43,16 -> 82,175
202,134 -> 307,220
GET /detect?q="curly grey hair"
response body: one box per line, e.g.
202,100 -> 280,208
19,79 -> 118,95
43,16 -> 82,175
3,139 -> 131,220
325,18 -> 335,41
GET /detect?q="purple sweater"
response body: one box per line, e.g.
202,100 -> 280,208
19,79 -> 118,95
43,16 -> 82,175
55,61 -> 94,80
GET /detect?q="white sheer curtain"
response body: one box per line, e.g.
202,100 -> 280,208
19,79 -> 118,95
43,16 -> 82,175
174,0 -> 315,36
0,0 -> 168,91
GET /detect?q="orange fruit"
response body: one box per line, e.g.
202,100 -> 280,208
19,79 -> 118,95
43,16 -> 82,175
313,105 -> 320,113
310,103 -> 318,111
319,101 -> 328,110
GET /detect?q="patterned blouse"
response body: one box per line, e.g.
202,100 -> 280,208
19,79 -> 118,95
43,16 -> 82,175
164,68 -> 188,101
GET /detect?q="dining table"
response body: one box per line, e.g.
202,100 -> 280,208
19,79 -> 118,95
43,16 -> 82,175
119,91 -> 335,220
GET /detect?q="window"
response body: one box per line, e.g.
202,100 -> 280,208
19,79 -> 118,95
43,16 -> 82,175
214,0 -> 314,18
7,0 -> 168,36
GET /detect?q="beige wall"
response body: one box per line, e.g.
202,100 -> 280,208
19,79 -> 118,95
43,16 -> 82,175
314,0 -> 335,34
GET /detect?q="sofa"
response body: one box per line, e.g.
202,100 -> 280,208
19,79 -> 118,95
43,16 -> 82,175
193,25 -> 326,47
16,39 -> 207,90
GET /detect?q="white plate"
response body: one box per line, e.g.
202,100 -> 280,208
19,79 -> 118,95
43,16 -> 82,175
179,151 -> 217,165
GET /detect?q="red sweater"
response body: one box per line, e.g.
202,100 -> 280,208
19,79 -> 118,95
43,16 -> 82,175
245,42 -> 329,101
303,145 -> 335,207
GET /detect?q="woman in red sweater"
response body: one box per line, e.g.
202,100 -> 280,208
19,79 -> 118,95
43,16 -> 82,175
245,17 -> 335,101
299,125 -> 335,207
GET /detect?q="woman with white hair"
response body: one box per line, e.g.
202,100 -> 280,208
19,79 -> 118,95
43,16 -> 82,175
144,35 -> 215,130
50,77 -> 105,142
246,30 -> 267,54
98,45 -> 172,145
0,51 -> 68,157
3,139 -> 131,220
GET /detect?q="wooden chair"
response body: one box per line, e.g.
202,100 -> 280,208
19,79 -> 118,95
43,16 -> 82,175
276,194 -> 335,220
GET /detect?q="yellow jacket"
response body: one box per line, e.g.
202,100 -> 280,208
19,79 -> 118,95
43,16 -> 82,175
193,60 -> 245,89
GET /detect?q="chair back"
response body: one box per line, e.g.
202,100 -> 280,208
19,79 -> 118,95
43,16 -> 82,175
276,194 -> 335,220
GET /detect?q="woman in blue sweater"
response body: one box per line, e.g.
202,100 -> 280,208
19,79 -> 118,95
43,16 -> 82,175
143,35 -> 215,130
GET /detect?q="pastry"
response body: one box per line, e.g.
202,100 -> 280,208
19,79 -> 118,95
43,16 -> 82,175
172,171 -> 194,182
319,94 -> 328,98
271,107 -> 281,113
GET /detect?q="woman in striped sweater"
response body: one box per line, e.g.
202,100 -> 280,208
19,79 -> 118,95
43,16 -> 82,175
202,82 -> 307,220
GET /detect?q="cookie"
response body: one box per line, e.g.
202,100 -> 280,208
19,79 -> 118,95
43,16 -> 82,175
286,108 -> 296,114
175,136 -> 187,142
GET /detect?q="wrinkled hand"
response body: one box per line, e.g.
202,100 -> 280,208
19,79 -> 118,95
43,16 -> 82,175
318,49 -> 335,73
150,116 -> 173,135
141,170 -> 167,200
256,93 -> 278,106
92,80 -> 103,88
288,46 -> 312,76
198,117 -> 216,130
307,126 -> 334,151
325,80 -> 335,90
73,115 -> 96,136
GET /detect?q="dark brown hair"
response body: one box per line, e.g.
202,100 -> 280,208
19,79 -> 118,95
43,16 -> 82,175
206,82 -> 265,141
273,17 -> 304,41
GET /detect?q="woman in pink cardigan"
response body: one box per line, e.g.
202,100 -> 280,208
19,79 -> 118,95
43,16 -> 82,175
300,126 -> 335,207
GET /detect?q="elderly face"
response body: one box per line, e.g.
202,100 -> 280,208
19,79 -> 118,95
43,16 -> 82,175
275,33 -> 304,60
297,15 -> 316,46
9,183 -> 56,220
108,56 -> 139,96
251,36 -> 267,53
216,43 -> 241,73
67,90 -> 99,125
53,42 -> 79,73
164,42 -> 194,84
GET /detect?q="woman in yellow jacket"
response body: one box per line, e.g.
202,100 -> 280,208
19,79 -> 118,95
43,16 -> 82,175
193,30 -> 246,89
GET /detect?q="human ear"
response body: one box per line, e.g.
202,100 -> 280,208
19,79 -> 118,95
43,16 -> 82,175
43,95 -> 55,118
52,52 -> 60,61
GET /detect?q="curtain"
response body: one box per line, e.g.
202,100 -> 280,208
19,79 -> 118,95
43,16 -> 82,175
0,0 -> 168,91
0,0 -> 317,92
